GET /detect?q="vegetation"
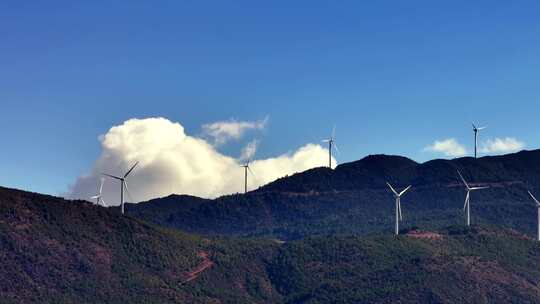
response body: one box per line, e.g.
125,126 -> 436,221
2,186 -> 540,303
130,150 -> 540,240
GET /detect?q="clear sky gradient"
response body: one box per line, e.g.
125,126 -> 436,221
1,1 -> 539,196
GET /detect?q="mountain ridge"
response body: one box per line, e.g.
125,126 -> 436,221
129,149 -> 540,240
2,183 -> 540,303
258,149 -> 539,193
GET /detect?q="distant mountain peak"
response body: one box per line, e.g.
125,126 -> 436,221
337,154 -> 418,171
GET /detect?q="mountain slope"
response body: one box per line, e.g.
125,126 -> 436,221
130,150 -> 540,240
0,186 -> 281,303
2,186 -> 540,303
259,150 -> 540,192
268,227 -> 540,303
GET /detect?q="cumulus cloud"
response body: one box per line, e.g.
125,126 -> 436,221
201,116 -> 268,145
424,138 -> 467,157
66,117 -> 332,204
240,140 -> 259,162
480,137 -> 525,154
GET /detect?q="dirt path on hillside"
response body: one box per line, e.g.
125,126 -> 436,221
182,251 -> 214,284
406,230 -> 443,240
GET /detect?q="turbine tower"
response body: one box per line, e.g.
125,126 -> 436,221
322,126 -> 339,168
457,170 -> 488,226
103,161 -> 138,215
472,123 -> 486,158
386,182 -> 412,235
241,161 -> 254,194
90,178 -> 108,207
527,190 -> 540,241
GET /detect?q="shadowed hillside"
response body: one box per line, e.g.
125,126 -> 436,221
0,187 -> 281,303
130,150 -> 540,240
2,186 -> 540,303
258,150 -> 540,192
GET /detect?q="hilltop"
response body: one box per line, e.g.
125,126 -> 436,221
129,150 -> 540,240
1,186 -> 540,303
0,186 -> 280,303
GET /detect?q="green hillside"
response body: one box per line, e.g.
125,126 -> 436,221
268,227 -> 540,303
129,150 -> 540,240
1,186 -> 540,303
0,186 -> 279,303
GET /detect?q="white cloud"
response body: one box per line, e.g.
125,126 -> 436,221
66,117 -> 332,203
201,116 -> 268,145
480,137 -> 525,154
424,138 -> 467,157
240,140 -> 259,161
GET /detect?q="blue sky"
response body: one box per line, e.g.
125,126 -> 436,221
1,1 -> 540,196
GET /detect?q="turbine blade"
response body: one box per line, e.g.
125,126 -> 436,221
472,123 -> 477,130
399,185 -> 412,196
124,161 -> 139,178
248,166 -> 255,178
99,179 -> 104,194
103,173 -> 122,181
90,195 -> 100,199
478,126 -> 486,130
463,191 -> 470,211
457,170 -> 470,189
100,197 -> 108,207
332,125 -> 336,139
333,143 -> 340,155
386,182 -> 398,196
398,201 -> 403,221
528,191 -> 540,205
124,182 -> 134,203
470,186 -> 489,190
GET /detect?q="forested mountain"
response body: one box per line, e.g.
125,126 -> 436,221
2,186 -> 540,303
130,150 -> 540,240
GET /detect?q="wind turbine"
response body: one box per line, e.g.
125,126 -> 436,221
472,123 -> 486,158
103,161 -> 138,215
527,190 -> 540,241
90,178 -> 108,207
322,126 -> 339,168
457,170 -> 489,226
386,182 -> 412,235
241,161 -> 254,194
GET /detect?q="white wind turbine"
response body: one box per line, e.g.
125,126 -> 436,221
387,182 -> 412,235
90,178 -> 108,207
472,123 -> 486,158
103,161 -> 139,215
322,126 -> 339,168
457,170 -> 489,226
527,190 -> 540,241
241,160 -> 255,194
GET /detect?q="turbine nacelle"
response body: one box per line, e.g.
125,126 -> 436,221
241,159 -> 255,193
472,123 -> 486,132
386,182 -> 411,232
322,125 -> 339,168
472,123 -> 486,158
457,170 -> 489,192
386,182 -> 411,198
457,169 -> 488,226
102,161 -> 139,214
90,178 -> 108,207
